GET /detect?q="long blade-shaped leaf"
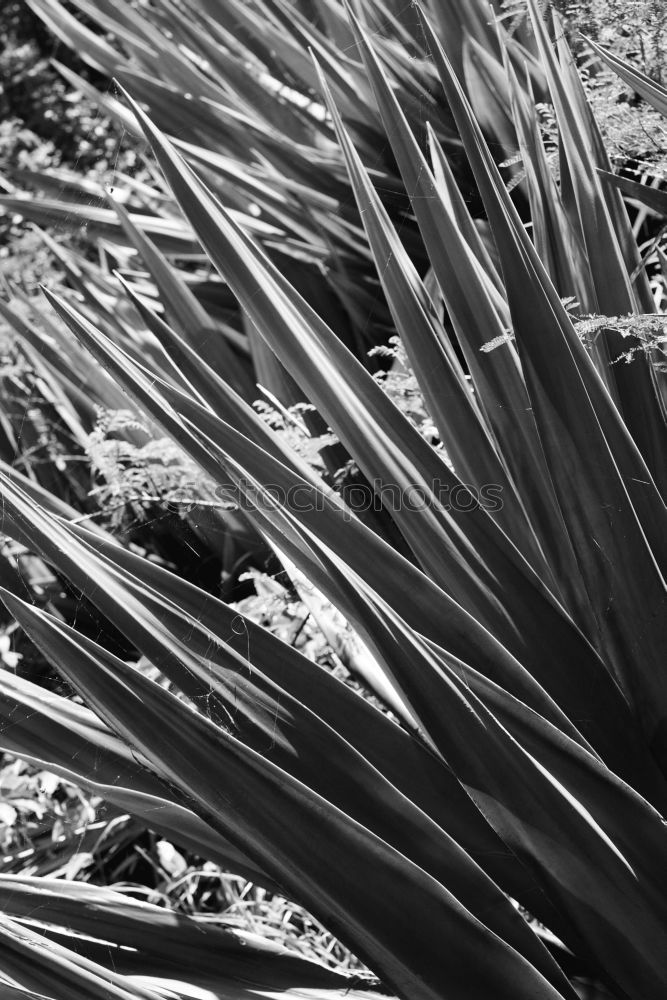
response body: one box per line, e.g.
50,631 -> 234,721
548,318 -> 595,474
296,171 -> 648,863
314,60 -> 535,559
344,9 -> 593,617
42,294 -> 659,787
0,876 -> 360,995
526,0 -> 667,492
418,10 -> 667,767
585,36 -> 667,118
108,194 -> 255,398
113,89 -> 644,758
0,914 -> 161,1000
0,669 -> 273,886
1,591 -> 569,1000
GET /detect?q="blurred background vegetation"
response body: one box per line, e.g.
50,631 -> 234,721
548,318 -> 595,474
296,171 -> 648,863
0,0 -> 142,287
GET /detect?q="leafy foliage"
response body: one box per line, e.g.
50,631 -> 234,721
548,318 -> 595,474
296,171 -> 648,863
551,1 -> 667,171
0,2 -> 665,1000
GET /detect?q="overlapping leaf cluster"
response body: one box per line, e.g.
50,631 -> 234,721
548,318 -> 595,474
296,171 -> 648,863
0,1 -> 666,999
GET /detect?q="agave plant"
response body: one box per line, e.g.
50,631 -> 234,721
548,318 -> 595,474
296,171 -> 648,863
0,1 -> 666,999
